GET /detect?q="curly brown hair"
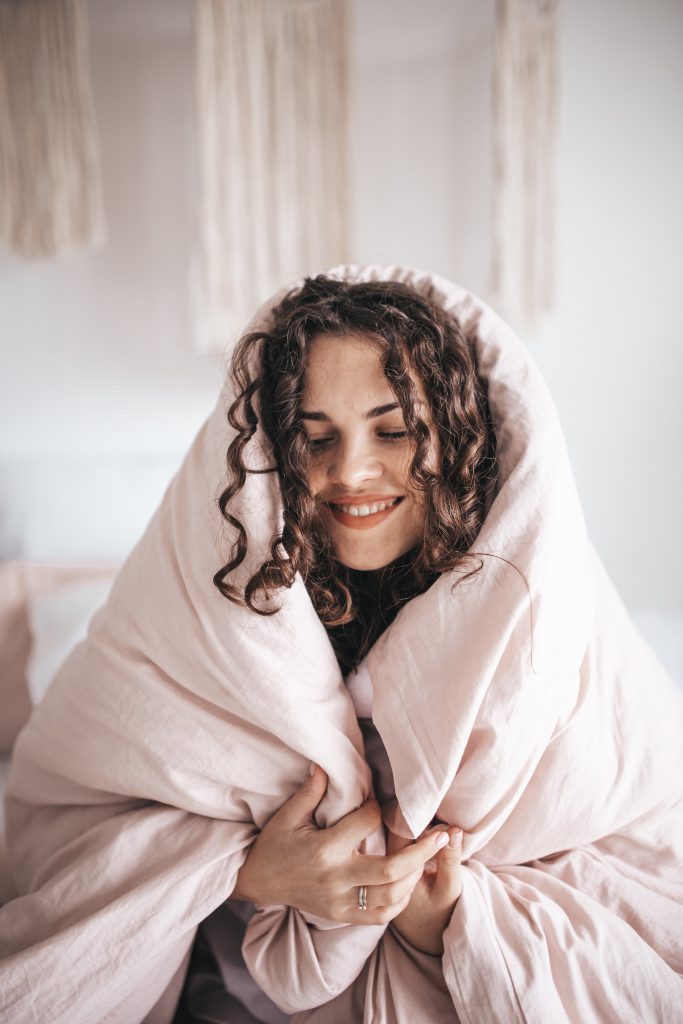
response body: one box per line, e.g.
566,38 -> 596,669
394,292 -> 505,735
213,274 -> 498,670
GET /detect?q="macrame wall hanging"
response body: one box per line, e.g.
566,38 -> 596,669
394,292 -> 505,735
194,0 -> 350,353
0,0 -> 105,259
491,0 -> 558,327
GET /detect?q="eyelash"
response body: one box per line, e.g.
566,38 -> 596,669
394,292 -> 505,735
307,430 -> 408,451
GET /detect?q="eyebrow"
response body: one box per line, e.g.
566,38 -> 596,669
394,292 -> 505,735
300,401 -> 422,422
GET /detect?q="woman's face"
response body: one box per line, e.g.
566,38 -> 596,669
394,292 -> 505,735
299,332 -> 440,571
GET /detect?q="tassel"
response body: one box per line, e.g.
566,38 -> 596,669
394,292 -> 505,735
491,0 -> 558,327
0,0 -> 106,258
193,0 -> 350,353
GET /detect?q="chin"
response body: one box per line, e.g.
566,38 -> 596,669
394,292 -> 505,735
335,554 -> 389,572
333,540 -> 415,572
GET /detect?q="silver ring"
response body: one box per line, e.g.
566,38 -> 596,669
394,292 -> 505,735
357,885 -> 367,911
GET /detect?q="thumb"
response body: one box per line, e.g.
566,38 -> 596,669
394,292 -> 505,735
433,827 -> 463,903
272,763 -> 328,829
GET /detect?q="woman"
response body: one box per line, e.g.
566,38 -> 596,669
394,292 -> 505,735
179,275 -> 495,1021
2,266 -> 682,1024
180,270 -> 683,1021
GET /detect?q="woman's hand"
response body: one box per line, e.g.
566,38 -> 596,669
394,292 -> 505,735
386,825 -> 463,956
231,765 -> 450,926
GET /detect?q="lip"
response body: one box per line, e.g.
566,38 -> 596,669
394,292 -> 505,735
324,495 -> 404,531
325,493 -> 401,506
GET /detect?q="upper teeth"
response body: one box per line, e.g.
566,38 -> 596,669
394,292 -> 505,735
336,498 -> 399,517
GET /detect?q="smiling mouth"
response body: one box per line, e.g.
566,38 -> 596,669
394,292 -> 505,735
330,497 -> 401,517
325,496 -> 404,529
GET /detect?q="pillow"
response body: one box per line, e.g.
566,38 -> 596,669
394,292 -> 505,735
0,565 -> 33,752
27,576 -> 116,705
0,563 -> 118,751
0,753 -> 15,906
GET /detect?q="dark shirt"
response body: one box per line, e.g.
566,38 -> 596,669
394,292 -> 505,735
326,552 -> 438,673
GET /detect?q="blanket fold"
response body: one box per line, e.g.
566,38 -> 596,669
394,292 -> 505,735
1,265 -> 681,1024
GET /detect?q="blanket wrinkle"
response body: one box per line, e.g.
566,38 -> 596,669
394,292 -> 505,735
2,265 -> 682,1024
243,906 -> 385,1015
1,810 -> 247,1021
291,925 -> 456,1024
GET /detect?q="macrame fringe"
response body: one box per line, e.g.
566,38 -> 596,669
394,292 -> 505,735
194,0 -> 350,353
491,0 -> 558,327
0,0 -> 105,259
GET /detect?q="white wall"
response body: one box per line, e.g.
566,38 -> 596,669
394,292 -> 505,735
349,0 -> 494,295
349,0 -> 683,612
0,0 -> 221,461
534,0 -> 683,611
0,0 -> 681,611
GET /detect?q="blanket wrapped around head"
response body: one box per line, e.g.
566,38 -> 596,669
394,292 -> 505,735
1,266 -> 682,1024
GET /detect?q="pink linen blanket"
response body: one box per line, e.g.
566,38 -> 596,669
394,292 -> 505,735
1,266 -> 682,1023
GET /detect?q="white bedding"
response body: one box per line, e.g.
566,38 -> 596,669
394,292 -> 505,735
1,588 -> 681,828
0,573 -> 680,916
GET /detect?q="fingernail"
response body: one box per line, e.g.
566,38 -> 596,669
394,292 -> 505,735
434,831 -> 449,849
309,762 -> 316,777
449,829 -> 463,849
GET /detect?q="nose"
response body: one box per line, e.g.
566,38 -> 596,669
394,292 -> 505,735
327,436 -> 383,489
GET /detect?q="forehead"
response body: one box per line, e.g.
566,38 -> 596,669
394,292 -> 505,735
303,332 -> 389,398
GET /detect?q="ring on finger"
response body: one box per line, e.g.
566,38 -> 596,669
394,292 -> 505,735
357,884 -> 368,911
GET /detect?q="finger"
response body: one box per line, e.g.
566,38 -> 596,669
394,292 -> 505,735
350,829 -> 449,886
271,763 -> 329,829
433,828 -> 463,904
362,865 -> 423,910
347,886 -> 414,927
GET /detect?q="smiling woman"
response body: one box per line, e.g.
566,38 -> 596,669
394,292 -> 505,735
183,269 -> 683,1022
199,274 -> 500,1016
214,275 -> 497,670
3,267 -> 681,1024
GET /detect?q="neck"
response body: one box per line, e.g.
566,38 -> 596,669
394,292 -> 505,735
343,548 -> 419,589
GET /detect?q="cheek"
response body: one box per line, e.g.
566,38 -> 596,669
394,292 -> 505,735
390,446 -> 413,486
306,461 -> 326,497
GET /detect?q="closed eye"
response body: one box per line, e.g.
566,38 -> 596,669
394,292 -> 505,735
305,430 -> 408,451
307,436 -> 334,451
